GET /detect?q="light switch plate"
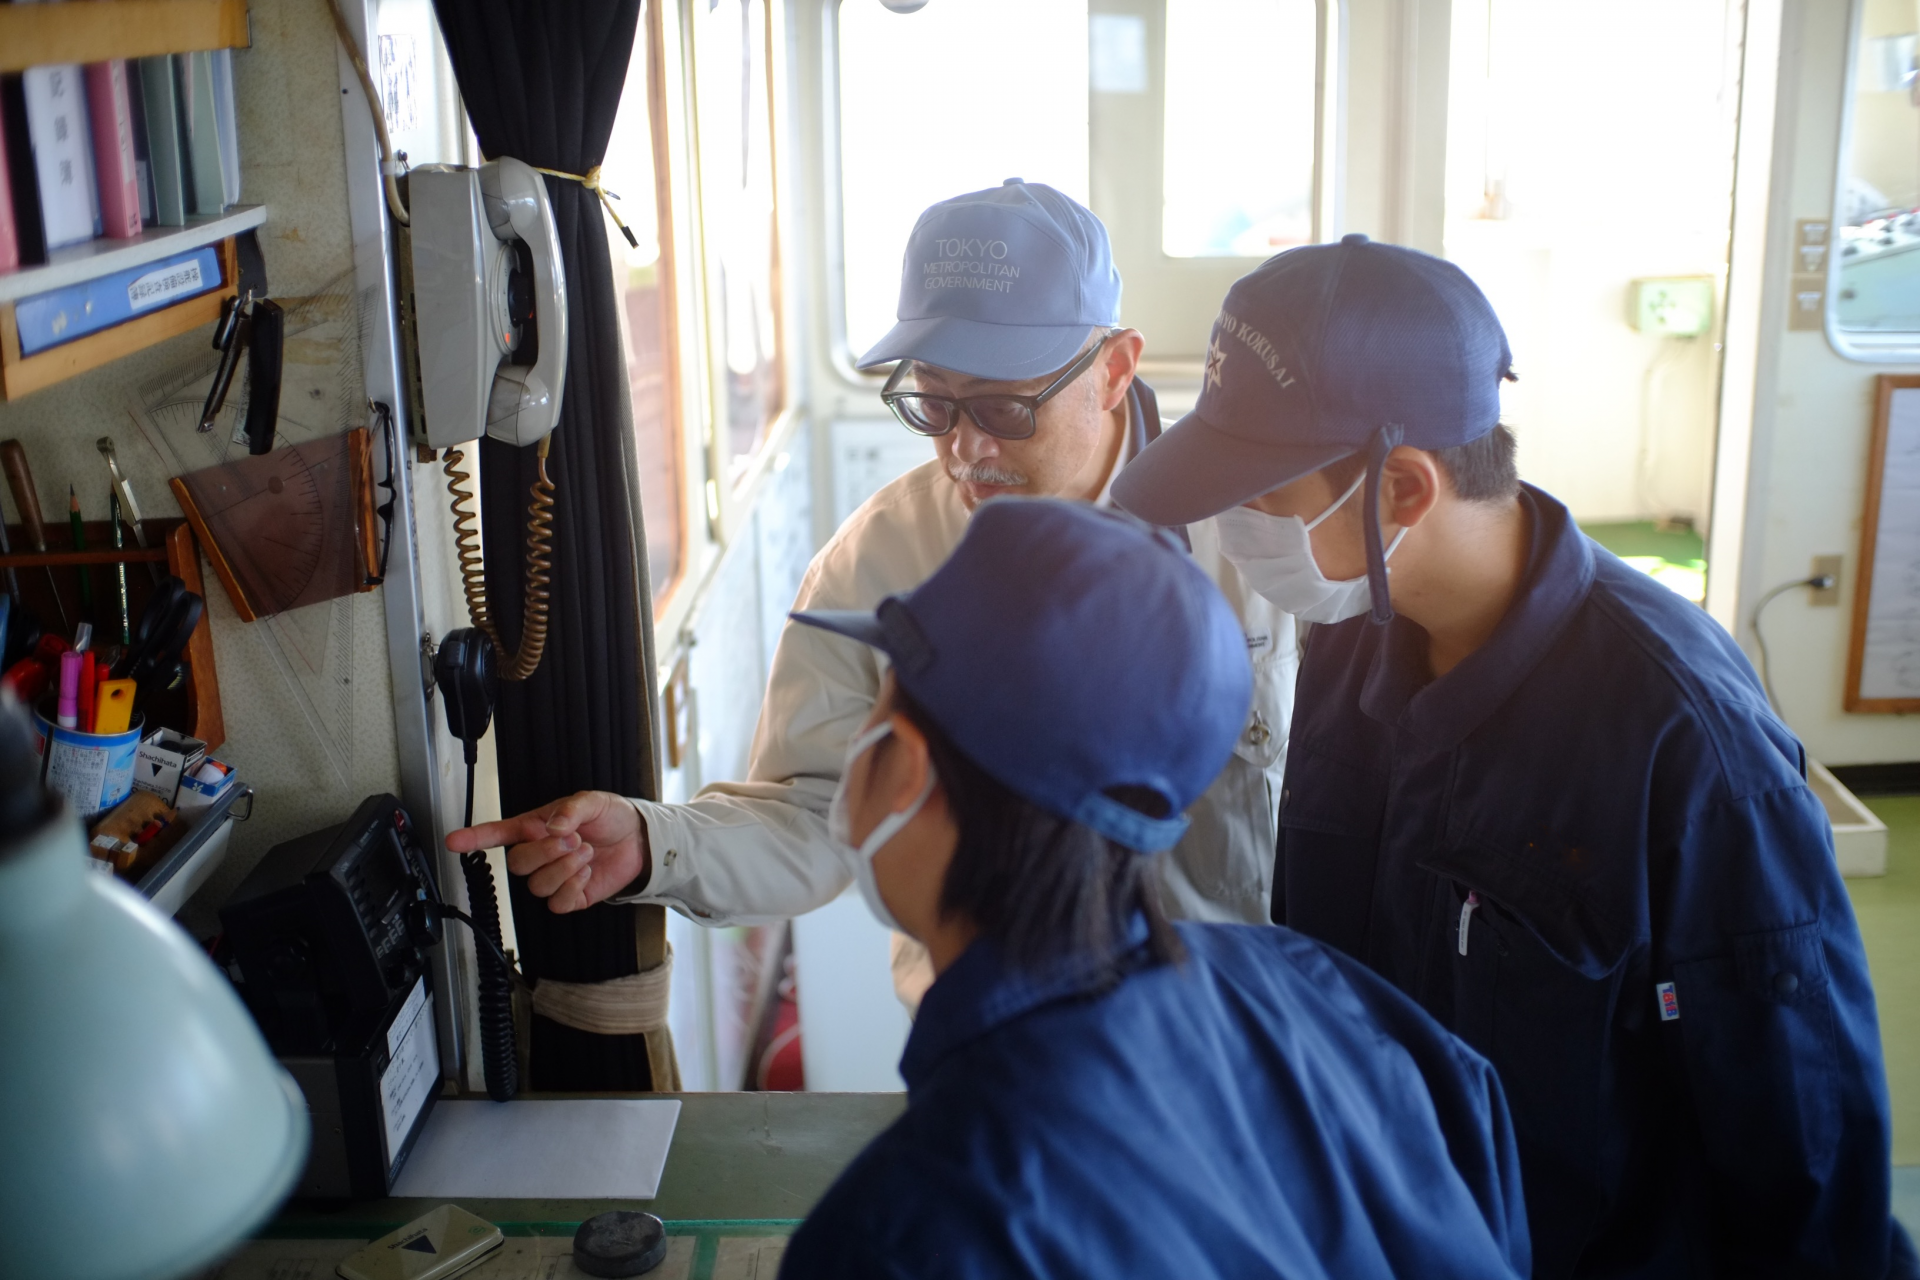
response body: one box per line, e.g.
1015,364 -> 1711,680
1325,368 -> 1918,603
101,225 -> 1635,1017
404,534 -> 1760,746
1629,277 -> 1716,336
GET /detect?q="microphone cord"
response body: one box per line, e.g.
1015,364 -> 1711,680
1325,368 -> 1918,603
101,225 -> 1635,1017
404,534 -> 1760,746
458,754 -> 521,1102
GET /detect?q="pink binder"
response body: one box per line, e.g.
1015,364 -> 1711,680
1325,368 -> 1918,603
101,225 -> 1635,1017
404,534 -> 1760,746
86,60 -> 142,241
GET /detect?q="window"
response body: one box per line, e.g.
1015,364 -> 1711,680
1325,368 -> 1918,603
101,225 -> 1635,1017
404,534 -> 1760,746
692,0 -> 785,484
837,0 -> 1091,365
1830,0 -> 1920,354
602,1 -> 686,611
373,0 -> 469,169
1161,0 -> 1319,257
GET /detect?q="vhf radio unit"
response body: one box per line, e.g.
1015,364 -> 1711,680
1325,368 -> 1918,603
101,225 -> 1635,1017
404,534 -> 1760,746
221,794 -> 445,1198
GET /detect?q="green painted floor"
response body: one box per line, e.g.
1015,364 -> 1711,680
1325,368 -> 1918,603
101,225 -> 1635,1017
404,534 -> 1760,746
1581,521 -> 1708,602
1850,796 -> 1920,1165
1580,520 -> 1706,564
1848,795 -> 1920,1240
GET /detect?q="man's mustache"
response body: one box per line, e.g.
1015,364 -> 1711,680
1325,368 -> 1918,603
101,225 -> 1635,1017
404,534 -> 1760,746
947,460 -> 1028,487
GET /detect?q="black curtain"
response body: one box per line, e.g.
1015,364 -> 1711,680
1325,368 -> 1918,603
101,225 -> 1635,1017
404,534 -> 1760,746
431,0 -> 662,1090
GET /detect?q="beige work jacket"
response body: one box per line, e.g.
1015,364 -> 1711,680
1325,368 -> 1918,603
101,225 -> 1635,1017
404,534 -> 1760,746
618,457 -> 1297,934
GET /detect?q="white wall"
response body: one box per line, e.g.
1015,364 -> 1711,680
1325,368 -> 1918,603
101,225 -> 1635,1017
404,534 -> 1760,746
0,0 -> 402,934
1442,0 -> 1741,525
1727,0 -> 1920,764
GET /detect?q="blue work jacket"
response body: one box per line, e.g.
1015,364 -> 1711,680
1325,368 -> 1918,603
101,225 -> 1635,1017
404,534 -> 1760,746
1277,484 -> 1915,1278
781,921 -> 1531,1279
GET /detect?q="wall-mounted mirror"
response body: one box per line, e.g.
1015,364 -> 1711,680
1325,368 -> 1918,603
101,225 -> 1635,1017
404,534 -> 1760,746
1829,0 -> 1920,357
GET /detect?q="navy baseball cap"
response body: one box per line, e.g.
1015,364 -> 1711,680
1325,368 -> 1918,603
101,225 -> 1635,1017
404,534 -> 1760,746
854,179 -> 1122,382
1112,234 -> 1513,623
792,499 -> 1250,853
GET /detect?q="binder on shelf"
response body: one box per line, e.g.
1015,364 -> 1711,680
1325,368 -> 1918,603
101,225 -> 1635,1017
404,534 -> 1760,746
0,76 -> 48,264
137,55 -> 185,227
124,61 -> 156,226
21,64 -> 101,250
0,92 -> 17,272
12,243 -> 223,356
210,50 -> 238,209
85,61 -> 141,241
179,53 -> 225,216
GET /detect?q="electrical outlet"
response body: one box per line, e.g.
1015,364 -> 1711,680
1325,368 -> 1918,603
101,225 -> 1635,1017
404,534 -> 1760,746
1811,555 -> 1842,605
1628,277 -> 1716,337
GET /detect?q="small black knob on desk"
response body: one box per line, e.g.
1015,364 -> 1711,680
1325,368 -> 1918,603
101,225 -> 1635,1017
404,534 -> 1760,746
573,1211 -> 667,1277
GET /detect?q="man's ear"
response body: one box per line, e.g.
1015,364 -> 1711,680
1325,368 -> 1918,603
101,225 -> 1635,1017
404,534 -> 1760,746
878,713 -> 934,815
1097,329 -> 1145,412
1380,446 -> 1443,530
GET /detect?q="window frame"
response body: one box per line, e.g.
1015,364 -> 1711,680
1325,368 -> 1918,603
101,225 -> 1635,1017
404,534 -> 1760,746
687,0 -> 799,527
610,0 -> 695,622
821,0 -> 1332,383
650,0 -> 806,656
1823,0 -> 1920,363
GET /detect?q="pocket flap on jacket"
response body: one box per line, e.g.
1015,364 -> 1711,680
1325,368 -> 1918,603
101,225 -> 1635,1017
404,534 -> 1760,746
1421,847 -> 1637,979
1279,740 -> 1386,837
1730,922 -> 1830,1005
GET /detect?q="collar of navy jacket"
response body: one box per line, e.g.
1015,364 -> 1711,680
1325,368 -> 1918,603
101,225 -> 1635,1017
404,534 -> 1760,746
900,915 -> 1152,1087
1357,482 -> 1595,750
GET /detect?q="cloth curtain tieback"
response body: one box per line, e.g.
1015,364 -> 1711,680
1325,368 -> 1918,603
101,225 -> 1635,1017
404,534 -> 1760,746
530,944 -> 672,1036
531,164 -> 640,248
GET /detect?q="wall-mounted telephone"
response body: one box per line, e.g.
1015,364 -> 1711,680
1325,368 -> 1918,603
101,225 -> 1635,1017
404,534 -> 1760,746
404,156 -> 569,684
410,157 -> 569,451
394,156 -> 574,1102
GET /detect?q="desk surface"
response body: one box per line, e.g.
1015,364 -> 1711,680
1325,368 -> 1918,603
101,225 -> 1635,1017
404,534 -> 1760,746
269,1091 -> 904,1232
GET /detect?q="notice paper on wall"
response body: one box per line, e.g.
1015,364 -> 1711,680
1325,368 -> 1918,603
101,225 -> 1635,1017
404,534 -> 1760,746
389,1099 -> 681,1199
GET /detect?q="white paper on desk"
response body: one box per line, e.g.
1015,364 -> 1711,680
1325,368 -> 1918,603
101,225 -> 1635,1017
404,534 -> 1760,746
390,1099 -> 681,1199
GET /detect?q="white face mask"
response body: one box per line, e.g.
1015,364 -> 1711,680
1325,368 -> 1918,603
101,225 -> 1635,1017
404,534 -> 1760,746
1215,472 -> 1409,623
828,720 -> 936,933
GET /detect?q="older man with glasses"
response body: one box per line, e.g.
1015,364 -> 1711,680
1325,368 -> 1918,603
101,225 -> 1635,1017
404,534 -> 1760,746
452,180 -> 1294,1005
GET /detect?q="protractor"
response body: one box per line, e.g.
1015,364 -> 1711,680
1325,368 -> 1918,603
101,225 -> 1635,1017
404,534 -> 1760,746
173,435 -> 370,625
141,383 -> 250,472
200,444 -> 327,609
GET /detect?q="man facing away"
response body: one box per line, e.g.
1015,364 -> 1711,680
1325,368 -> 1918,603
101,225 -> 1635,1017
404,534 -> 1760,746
1113,234 -> 1917,1278
453,180 -> 1295,1004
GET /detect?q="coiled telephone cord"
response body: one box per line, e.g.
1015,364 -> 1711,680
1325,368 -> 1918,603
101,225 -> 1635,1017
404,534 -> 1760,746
444,439 -> 556,682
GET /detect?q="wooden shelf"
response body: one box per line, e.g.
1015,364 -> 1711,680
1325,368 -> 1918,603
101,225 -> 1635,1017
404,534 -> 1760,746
0,235 -> 241,400
0,205 -> 264,304
0,0 -> 249,75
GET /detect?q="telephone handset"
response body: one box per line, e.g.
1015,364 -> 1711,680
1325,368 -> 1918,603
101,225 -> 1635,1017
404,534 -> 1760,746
412,157 -> 569,450
407,156 -> 569,682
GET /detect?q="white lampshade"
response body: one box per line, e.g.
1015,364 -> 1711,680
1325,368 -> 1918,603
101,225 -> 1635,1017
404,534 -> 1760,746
0,783 -> 309,1278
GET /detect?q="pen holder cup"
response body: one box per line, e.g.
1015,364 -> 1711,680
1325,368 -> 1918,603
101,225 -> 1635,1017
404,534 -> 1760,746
32,701 -> 146,822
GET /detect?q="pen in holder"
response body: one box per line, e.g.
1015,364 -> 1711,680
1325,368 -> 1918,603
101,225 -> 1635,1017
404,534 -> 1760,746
33,697 -> 145,821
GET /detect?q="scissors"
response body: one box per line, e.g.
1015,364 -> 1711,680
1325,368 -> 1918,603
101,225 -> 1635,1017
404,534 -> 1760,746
119,577 -> 205,709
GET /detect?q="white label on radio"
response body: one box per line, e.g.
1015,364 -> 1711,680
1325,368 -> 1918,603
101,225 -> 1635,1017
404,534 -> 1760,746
381,978 -> 438,1163
126,257 -> 205,312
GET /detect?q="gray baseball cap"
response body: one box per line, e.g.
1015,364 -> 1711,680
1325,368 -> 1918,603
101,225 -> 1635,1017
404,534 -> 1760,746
855,179 -> 1122,381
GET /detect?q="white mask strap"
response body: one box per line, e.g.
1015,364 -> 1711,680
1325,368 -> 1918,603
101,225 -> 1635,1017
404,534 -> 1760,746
1304,471 -> 1368,532
846,719 -> 934,840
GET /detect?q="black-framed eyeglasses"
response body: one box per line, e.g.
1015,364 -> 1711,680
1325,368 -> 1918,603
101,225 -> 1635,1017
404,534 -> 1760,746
879,332 -> 1114,441
363,400 -> 397,588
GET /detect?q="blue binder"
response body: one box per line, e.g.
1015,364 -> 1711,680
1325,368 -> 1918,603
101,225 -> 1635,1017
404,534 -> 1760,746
14,244 -> 221,355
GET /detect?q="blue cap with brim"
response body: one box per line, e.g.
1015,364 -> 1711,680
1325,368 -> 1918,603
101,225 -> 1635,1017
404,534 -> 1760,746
855,179 -> 1122,381
1112,234 -> 1514,624
792,499 -> 1251,854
